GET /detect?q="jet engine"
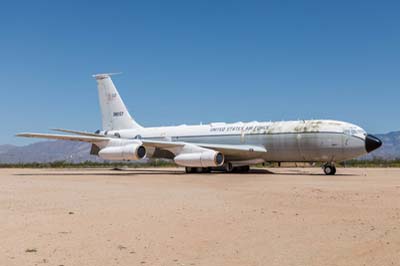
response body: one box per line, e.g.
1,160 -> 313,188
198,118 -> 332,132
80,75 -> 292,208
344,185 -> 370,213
174,151 -> 224,167
98,143 -> 146,161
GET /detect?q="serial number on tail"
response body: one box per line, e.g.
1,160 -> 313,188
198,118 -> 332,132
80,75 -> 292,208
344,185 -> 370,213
113,111 -> 124,117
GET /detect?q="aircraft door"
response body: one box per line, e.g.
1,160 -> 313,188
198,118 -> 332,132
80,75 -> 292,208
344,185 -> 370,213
240,129 -> 246,144
342,129 -> 351,156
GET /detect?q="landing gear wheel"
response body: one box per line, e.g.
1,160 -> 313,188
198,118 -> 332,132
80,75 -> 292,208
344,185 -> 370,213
204,167 -> 212,173
225,163 -> 234,173
195,167 -> 204,173
323,165 -> 336,175
185,167 -> 194,173
185,167 -> 212,174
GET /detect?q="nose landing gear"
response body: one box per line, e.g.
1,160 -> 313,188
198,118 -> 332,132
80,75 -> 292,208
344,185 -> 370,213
323,163 -> 336,175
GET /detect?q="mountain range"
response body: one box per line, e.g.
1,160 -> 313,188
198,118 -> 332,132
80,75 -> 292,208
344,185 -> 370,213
361,131 -> 400,160
0,131 -> 399,163
0,141 -> 102,163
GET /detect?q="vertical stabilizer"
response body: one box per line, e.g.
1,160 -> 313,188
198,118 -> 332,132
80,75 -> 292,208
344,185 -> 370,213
93,73 -> 142,131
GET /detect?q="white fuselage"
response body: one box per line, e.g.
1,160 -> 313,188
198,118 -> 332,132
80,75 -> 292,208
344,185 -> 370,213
102,119 -> 368,163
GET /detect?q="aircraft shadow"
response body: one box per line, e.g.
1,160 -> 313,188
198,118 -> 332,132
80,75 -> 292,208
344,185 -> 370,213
14,169 -> 184,177
14,168 -> 356,176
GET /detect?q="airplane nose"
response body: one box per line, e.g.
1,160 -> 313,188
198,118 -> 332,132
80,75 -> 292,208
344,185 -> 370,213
365,134 -> 382,153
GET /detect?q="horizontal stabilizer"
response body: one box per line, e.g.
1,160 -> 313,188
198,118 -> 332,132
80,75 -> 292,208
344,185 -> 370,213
92,72 -> 122,80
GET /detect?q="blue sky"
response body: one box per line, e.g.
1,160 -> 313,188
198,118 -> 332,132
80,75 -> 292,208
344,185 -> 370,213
1,0 -> 399,145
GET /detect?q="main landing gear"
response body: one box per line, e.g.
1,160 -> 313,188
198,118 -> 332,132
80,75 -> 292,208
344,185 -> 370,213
184,164 -> 251,174
185,167 -> 212,174
323,163 -> 336,175
225,163 -> 250,173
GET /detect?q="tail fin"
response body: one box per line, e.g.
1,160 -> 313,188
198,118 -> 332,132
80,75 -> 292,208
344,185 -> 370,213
93,73 -> 142,131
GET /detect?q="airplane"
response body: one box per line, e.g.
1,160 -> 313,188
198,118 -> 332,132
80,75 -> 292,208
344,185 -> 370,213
17,73 -> 382,175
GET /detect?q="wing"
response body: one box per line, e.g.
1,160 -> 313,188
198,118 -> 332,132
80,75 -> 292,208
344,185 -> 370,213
16,133 -> 110,144
141,139 -> 267,159
197,143 -> 266,155
16,133 -> 267,160
51,128 -> 105,137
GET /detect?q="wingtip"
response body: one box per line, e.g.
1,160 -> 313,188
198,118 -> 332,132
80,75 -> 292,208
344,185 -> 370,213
15,133 -> 29,137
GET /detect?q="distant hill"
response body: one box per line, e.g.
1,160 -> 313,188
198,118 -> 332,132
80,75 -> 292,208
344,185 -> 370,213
362,131 -> 400,160
1,131 -> 399,163
0,144 -> 17,154
0,141 -> 102,163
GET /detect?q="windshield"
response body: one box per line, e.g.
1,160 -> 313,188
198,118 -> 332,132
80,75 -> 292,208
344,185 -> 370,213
344,126 -> 367,138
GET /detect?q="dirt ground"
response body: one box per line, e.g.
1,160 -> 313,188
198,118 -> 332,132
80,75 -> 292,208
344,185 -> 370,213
1,167 -> 399,266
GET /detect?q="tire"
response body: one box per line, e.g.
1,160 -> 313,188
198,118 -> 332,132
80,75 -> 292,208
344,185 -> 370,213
225,163 -> 234,173
323,165 -> 336,175
203,167 -> 212,173
185,167 -> 193,173
331,166 -> 336,175
195,167 -> 203,173
186,167 -> 211,174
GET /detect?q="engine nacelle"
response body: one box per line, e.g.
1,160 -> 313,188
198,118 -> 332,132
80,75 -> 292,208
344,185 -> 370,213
98,143 -> 146,161
174,151 -> 224,167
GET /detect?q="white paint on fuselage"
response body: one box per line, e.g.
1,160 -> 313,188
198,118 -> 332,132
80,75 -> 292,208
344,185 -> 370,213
103,119 -> 368,163
107,120 -> 359,137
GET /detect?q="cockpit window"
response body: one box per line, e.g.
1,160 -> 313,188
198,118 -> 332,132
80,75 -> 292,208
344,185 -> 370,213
345,127 -> 366,136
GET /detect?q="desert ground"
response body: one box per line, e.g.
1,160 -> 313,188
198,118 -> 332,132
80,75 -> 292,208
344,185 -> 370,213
1,167 -> 399,266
